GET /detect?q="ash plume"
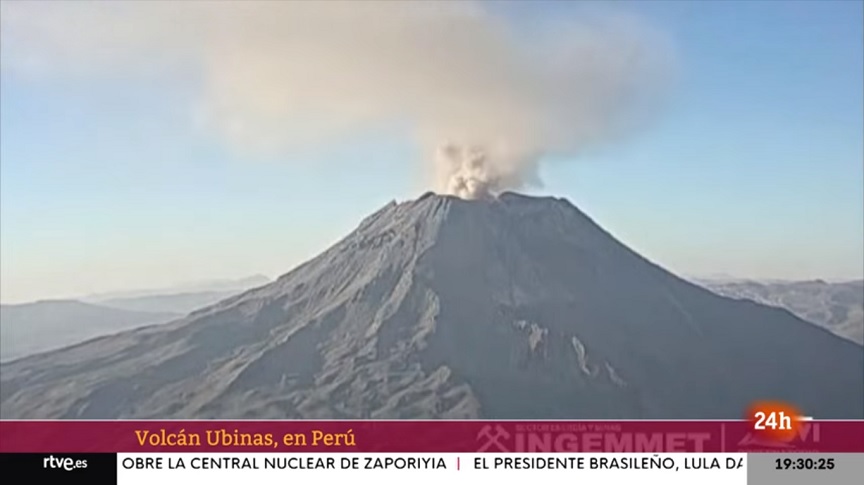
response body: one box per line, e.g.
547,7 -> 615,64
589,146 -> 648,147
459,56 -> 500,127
0,1 -> 676,198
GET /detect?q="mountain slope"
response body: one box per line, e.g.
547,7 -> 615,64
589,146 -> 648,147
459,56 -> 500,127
1,193 -> 861,419
697,279 -> 863,345
0,301 -> 178,363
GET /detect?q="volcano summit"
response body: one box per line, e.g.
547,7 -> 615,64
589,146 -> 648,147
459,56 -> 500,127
1,193 -> 862,419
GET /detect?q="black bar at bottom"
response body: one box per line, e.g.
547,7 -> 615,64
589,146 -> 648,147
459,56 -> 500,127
0,453 -> 117,484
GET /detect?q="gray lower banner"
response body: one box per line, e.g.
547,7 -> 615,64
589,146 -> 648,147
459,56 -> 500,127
748,453 -> 863,484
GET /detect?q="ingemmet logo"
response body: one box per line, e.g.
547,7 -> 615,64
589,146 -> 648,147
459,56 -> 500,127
476,425 -> 511,451
476,425 -> 712,452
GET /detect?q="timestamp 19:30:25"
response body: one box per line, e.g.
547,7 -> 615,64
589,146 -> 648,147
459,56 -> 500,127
775,458 -> 835,470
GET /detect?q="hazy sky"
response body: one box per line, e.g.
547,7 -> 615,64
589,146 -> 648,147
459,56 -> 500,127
1,0 -> 862,303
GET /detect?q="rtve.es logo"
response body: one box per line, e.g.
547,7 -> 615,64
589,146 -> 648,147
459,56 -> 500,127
43,455 -> 88,471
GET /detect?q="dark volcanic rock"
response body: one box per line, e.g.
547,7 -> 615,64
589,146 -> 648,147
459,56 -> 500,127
1,193 -> 862,419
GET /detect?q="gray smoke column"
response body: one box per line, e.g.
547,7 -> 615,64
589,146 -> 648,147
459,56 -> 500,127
436,144 -> 530,200
0,1 -> 676,199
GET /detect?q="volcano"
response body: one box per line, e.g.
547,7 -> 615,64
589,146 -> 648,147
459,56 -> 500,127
1,192 -> 862,419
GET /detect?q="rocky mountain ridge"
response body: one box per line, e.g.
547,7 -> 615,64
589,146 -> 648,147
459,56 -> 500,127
1,192 -> 861,419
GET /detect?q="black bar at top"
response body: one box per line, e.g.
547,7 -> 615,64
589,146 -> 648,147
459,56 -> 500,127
0,453 -> 117,484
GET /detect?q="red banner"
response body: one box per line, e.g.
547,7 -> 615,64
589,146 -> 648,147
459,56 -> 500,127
1,420 -> 862,453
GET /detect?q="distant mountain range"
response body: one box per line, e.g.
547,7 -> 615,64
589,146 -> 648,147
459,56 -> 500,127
0,301 -> 178,363
2,193 -> 860,419
81,274 -> 271,303
695,279 -> 863,345
94,290 -> 255,315
0,275 -> 272,362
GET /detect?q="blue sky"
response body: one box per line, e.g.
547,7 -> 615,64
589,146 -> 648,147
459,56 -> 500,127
1,0 -> 862,302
